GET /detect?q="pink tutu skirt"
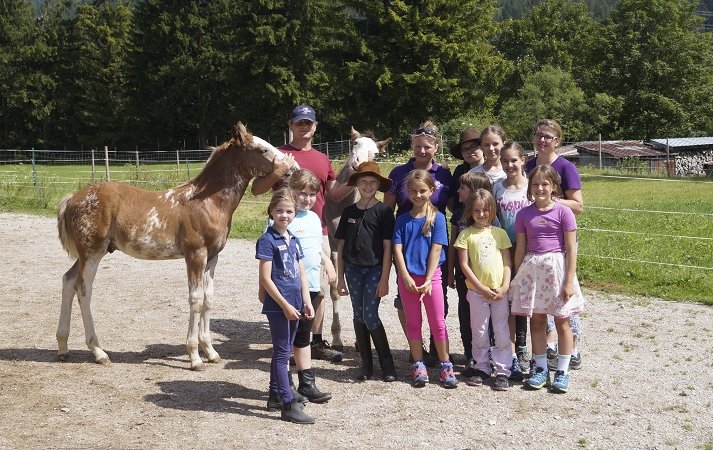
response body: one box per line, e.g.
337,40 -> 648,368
510,252 -> 585,318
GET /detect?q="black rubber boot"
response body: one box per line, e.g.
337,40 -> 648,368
266,390 -> 282,411
297,368 -> 332,403
353,320 -> 373,381
289,370 -> 308,404
370,324 -> 397,382
281,398 -> 315,424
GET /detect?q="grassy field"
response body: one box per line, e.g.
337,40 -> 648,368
1,161 -> 711,304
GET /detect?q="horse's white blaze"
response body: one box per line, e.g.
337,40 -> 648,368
351,137 -> 378,168
252,136 -> 282,159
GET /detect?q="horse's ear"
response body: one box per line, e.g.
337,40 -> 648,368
376,138 -> 392,153
350,126 -> 360,142
232,122 -> 248,143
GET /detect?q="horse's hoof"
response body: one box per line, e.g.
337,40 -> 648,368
96,357 -> 111,365
57,353 -> 69,362
191,363 -> 207,372
331,344 -> 344,352
207,356 -> 223,364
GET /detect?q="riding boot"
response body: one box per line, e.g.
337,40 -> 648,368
281,398 -> 315,424
289,370 -> 308,404
369,323 -> 397,382
266,390 -> 282,412
353,320 -> 373,381
297,368 -> 332,403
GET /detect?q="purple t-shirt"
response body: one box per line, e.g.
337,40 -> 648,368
514,202 -> 577,254
387,158 -> 453,216
525,156 -> 581,193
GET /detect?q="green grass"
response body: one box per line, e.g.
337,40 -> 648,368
1,161 -> 711,304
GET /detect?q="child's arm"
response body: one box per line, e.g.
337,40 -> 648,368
492,248 -> 512,301
321,247 -> 337,285
457,247 -> 494,299
447,223 -> 459,289
562,229 -> 578,301
299,260 -> 315,319
416,243 -> 442,297
376,239 -> 392,298
513,232 -> 527,272
393,244 -> 418,293
336,239 -> 349,296
259,260 -> 301,320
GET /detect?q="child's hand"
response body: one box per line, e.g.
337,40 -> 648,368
324,261 -> 337,285
562,281 -> 575,302
337,279 -> 349,297
376,278 -> 389,298
416,281 -> 432,301
491,287 -> 507,301
283,305 -> 301,321
404,276 -> 419,293
303,302 -> 315,320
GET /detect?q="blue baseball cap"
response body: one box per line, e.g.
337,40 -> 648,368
290,104 -> 317,122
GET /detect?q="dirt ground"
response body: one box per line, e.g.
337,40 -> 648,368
0,212 -> 712,449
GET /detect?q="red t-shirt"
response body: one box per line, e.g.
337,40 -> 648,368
272,144 -> 336,235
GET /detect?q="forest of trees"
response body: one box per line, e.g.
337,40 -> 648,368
2,0 -> 713,151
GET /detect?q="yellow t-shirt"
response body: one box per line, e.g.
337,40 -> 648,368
454,226 -> 512,290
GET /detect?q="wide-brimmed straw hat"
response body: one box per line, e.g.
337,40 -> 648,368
347,161 -> 392,192
449,129 -> 481,160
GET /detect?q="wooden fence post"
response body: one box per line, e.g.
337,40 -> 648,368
104,146 -> 110,181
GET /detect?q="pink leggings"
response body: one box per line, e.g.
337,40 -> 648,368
398,269 -> 448,343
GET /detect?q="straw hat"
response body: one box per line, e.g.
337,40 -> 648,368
346,161 -> 392,192
449,129 -> 481,160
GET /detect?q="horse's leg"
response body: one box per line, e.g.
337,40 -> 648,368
57,260 -> 80,361
329,249 -> 344,351
75,257 -> 110,364
185,250 -> 207,371
199,255 -> 221,364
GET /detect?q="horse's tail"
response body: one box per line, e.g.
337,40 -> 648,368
57,194 -> 79,259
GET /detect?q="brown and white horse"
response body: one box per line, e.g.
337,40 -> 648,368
323,128 -> 391,350
56,122 -> 298,371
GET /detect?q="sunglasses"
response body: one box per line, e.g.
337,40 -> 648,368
413,127 -> 437,137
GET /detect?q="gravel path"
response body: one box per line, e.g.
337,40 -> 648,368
0,212 -> 711,449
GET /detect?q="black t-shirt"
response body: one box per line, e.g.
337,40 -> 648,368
335,202 -> 395,268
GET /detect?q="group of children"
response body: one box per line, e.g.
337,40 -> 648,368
256,120 -> 585,424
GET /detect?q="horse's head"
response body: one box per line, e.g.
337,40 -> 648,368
348,127 -> 392,170
231,122 -> 300,177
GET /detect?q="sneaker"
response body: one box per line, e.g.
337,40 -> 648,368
525,366 -> 550,390
412,361 -> 429,387
464,369 -> 490,387
311,340 -> 343,363
550,370 -> 570,393
516,346 -> 530,373
461,358 -> 476,378
509,357 -> 524,382
439,362 -> 458,389
493,374 -> 509,391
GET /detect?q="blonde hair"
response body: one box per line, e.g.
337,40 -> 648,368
462,189 -> 497,227
288,169 -> 320,192
533,119 -> 562,140
527,165 -> 562,201
267,188 -> 297,218
459,171 -> 492,194
411,120 -> 442,152
405,169 -> 437,236
480,124 -> 507,144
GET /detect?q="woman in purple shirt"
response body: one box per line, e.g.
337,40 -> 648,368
384,120 -> 453,363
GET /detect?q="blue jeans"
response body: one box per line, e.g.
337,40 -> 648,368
267,313 -> 299,404
344,264 -> 383,331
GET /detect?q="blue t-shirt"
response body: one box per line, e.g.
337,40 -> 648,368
255,227 -> 304,314
392,212 -> 448,276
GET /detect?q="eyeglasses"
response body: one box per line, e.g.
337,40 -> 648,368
533,132 -> 558,143
461,144 -> 480,154
413,127 -> 437,137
